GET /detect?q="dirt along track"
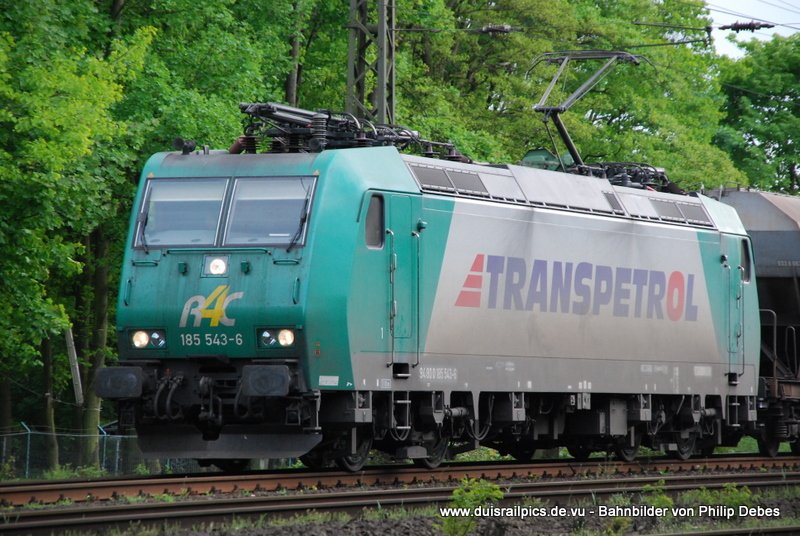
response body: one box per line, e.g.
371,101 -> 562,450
2,454 -> 800,534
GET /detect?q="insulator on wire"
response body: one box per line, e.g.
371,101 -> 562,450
719,21 -> 774,33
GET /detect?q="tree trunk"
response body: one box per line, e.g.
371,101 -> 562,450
285,1 -> 302,106
0,377 -> 10,431
41,338 -> 60,471
0,376 -> 10,474
110,0 -> 126,21
81,227 -> 109,468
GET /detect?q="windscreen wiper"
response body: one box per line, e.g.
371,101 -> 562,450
137,213 -> 149,254
286,190 -> 311,253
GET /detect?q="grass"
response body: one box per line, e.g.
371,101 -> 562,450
41,464 -> 107,480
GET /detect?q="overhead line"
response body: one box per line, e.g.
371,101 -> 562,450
705,2 -> 800,31
755,0 -> 800,16
773,0 -> 800,10
644,58 -> 800,111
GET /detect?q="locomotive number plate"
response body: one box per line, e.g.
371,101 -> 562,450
180,332 -> 244,347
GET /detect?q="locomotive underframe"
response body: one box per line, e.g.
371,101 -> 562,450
102,358 -> 325,459
302,388 -> 760,467
101,354 -> 762,466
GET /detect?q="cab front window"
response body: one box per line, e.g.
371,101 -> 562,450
138,178 -> 227,248
223,177 -> 314,246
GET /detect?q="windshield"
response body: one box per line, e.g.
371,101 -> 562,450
135,176 -> 315,249
223,177 -> 314,246
139,178 -> 227,247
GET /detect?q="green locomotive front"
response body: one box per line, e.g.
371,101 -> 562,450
96,145 -> 421,467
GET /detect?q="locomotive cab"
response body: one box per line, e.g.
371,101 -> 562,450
96,152 -> 326,462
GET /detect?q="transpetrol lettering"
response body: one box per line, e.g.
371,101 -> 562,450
456,254 -> 699,322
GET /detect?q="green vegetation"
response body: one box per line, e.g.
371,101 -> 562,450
42,464 -> 107,480
437,477 -> 504,536
679,483 -> 755,509
639,479 -> 674,513
267,510 -> 352,527
363,505 -> 438,521
454,447 -> 512,463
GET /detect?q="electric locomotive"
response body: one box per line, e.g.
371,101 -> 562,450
95,98 -> 772,471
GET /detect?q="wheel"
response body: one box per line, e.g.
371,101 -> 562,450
299,449 -> 329,470
414,433 -> 449,469
508,444 -> 537,462
335,429 -> 373,472
567,445 -> 591,461
212,459 -> 250,472
614,430 -> 641,462
671,434 -> 696,460
758,436 -> 780,458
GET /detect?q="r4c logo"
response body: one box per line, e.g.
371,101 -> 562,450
180,285 -> 244,327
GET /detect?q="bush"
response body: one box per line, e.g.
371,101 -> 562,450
437,478 -> 504,536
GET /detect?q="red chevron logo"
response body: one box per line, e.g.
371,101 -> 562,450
455,254 -> 485,307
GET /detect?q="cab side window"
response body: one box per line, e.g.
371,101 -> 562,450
365,194 -> 384,248
741,238 -> 752,283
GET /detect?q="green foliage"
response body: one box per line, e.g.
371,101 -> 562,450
267,510 -> 352,527
604,516 -> 632,536
454,447 -> 510,463
606,493 -> 633,508
520,496 -> 548,509
437,478 -> 504,536
717,34 -> 800,190
679,483 -> 755,509
42,464 -> 107,480
0,455 -> 16,480
133,463 -> 150,476
362,505 -> 438,521
0,12 -> 152,374
640,479 -> 673,513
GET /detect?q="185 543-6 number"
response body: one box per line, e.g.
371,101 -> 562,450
180,333 -> 244,347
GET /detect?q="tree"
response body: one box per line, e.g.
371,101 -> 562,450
0,1 -> 152,469
717,34 -> 800,191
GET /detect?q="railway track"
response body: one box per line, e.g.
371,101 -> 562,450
2,470 -> 800,533
2,453 -> 799,508
2,455 -> 800,534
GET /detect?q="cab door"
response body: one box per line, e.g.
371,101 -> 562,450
723,235 -> 746,382
387,194 -> 419,375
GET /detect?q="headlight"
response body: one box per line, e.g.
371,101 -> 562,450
258,328 -> 295,348
204,255 -> 229,276
132,330 -> 150,348
131,329 -> 167,349
278,329 -> 294,347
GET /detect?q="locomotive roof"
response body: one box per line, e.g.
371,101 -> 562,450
140,147 -> 743,236
401,154 -> 740,233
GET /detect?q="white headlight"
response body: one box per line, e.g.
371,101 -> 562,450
277,329 -> 295,347
132,330 -> 150,348
209,257 -> 227,275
